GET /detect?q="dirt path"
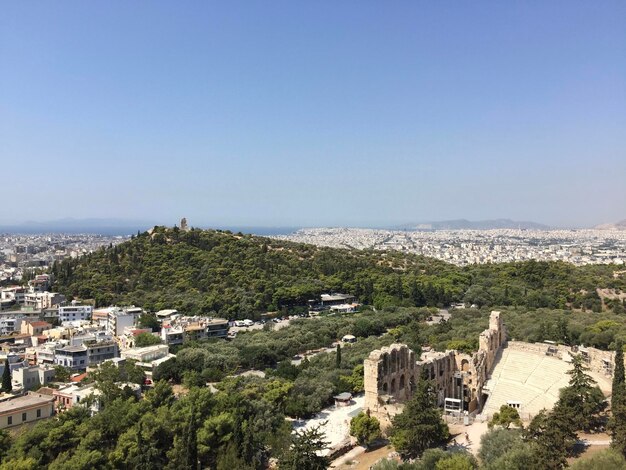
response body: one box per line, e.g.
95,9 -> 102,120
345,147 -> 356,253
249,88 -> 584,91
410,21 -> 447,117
333,445 -> 397,470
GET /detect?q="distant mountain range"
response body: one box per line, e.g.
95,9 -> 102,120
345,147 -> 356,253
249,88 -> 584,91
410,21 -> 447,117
594,219 -> 626,230
398,219 -> 551,231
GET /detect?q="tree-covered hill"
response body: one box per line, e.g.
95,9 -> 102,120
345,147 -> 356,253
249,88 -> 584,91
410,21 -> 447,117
51,226 -> 626,318
51,227 -> 457,317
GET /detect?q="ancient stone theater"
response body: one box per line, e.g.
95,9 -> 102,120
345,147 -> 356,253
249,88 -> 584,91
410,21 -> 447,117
364,311 -> 506,427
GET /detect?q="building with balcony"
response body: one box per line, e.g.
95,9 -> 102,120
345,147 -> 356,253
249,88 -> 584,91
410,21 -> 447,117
23,292 -> 65,310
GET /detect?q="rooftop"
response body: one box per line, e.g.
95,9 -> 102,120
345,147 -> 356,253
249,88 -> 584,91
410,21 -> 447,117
0,392 -> 54,414
155,309 -> 178,317
321,293 -> 354,302
56,345 -> 87,353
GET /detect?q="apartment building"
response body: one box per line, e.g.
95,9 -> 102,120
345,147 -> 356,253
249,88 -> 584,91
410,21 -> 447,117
161,317 -> 229,345
12,364 -> 56,391
24,292 -> 65,310
106,308 -> 140,336
54,345 -> 89,370
160,325 -> 184,346
54,340 -> 119,371
0,317 -> 23,335
58,305 -> 93,322
121,344 -> 174,375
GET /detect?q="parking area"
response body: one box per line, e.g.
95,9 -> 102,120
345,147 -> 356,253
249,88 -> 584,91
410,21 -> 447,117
229,317 -> 292,334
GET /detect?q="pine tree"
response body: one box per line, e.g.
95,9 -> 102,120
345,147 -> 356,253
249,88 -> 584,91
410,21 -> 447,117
186,404 -> 198,470
335,344 -> 341,369
558,354 -> 605,431
1,359 -> 11,393
525,406 -> 577,470
389,377 -> 450,459
279,425 -> 329,470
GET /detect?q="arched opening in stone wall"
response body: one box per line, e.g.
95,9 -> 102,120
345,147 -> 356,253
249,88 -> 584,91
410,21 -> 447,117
430,366 -> 435,380
461,359 -> 470,372
391,350 -> 397,373
399,374 -> 405,390
409,376 -> 415,391
391,378 -> 396,394
382,382 -> 388,393
383,353 -> 389,375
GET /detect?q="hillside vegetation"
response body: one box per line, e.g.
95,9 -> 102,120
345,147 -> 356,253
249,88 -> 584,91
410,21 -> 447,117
52,226 -> 626,318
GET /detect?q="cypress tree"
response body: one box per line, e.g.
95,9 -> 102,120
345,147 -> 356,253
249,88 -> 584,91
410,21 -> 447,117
1,359 -> 11,393
610,340 -> 626,457
613,340 -> 625,410
336,344 -> 341,369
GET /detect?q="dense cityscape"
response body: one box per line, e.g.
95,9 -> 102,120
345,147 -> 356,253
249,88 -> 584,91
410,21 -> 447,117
0,234 -> 128,283
277,228 -> 626,266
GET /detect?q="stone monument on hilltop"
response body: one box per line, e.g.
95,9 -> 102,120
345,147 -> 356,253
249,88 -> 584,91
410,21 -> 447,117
180,217 -> 189,231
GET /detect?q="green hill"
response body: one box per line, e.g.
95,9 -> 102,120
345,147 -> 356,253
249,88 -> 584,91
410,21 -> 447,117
51,226 -> 626,318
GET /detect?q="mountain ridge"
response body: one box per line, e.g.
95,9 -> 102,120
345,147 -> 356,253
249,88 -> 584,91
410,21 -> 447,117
594,219 -> 626,230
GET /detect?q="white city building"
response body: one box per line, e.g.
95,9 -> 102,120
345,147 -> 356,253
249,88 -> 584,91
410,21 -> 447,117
58,305 -> 93,322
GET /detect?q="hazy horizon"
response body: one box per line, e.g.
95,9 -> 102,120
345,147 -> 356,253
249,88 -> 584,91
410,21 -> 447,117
0,215 -> 619,233
2,2 -> 625,228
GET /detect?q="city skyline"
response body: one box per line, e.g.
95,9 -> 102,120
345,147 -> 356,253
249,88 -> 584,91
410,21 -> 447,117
2,2 -> 625,227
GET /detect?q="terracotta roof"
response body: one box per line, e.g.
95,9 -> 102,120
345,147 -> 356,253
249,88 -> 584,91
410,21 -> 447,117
71,373 -> 88,383
131,329 -> 150,336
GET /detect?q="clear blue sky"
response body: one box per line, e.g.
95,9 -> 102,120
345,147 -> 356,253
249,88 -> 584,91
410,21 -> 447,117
1,2 -> 625,228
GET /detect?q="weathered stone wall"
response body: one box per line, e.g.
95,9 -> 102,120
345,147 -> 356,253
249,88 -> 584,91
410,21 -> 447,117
414,351 -> 457,406
363,344 -> 418,428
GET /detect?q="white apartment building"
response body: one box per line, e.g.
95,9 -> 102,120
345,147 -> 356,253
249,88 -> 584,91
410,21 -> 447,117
106,308 -> 139,336
1,287 -> 26,305
121,344 -> 174,375
58,305 -> 93,322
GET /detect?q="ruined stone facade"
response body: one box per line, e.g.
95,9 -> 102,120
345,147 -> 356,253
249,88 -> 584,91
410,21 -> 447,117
364,311 -> 506,427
